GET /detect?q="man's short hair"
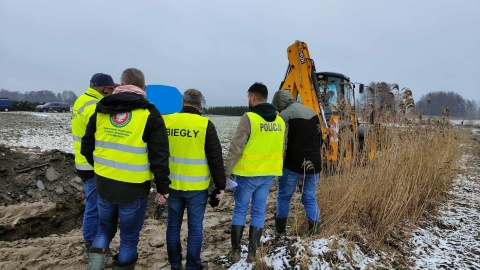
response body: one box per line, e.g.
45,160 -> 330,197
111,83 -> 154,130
121,68 -> 145,89
183,88 -> 203,107
248,82 -> 268,100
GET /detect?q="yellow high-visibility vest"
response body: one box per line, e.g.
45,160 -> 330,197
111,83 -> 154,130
71,88 -> 104,171
233,112 -> 285,176
163,113 -> 210,191
93,109 -> 153,183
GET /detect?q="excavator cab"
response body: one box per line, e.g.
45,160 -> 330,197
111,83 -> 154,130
316,72 -> 354,119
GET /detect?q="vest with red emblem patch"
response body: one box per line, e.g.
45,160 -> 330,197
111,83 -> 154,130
93,108 -> 153,183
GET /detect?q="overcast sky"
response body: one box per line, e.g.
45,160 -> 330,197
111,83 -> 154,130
1,0 -> 479,106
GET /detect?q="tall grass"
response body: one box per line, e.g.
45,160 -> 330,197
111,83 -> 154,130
294,119 -> 468,246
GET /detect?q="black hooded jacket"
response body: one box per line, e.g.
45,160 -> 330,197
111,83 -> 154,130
249,103 -> 278,122
81,92 -> 171,203
272,90 -> 321,174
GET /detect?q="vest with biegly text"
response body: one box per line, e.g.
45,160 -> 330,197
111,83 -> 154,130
164,113 -> 210,191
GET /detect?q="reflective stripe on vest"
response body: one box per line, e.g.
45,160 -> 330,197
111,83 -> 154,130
163,113 -> 210,191
94,156 -> 150,171
77,100 -> 99,114
71,88 -> 104,171
95,140 -> 147,154
233,112 -> 285,176
93,109 -> 153,183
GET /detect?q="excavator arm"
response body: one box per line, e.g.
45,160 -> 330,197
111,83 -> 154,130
280,41 -> 320,114
279,40 -> 329,137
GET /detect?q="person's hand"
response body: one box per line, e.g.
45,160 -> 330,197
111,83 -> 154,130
209,189 -> 221,208
216,190 -> 225,200
156,193 -> 169,205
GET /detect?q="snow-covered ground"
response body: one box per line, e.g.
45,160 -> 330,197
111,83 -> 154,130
407,136 -> 480,269
0,111 -> 479,269
450,119 -> 480,126
0,111 -> 73,153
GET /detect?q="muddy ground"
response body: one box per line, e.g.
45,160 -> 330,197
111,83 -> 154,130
0,143 -> 282,270
0,112 -> 280,269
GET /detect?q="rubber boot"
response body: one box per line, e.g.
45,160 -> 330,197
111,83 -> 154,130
274,217 -> 287,235
246,226 -> 263,263
88,247 -> 109,270
229,225 -> 244,263
112,254 -> 138,270
84,242 -> 92,259
105,250 -> 114,268
308,221 -> 321,236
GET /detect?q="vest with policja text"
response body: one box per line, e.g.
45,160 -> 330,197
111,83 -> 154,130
71,88 -> 104,171
163,113 -> 210,191
93,109 -> 153,183
233,112 -> 285,176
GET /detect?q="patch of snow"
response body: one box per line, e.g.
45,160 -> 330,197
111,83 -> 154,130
450,119 -> 480,126
407,147 -> 480,269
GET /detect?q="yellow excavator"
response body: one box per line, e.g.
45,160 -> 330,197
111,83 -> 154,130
278,40 -> 375,168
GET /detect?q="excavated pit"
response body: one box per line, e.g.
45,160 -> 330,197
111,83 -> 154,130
0,146 -> 85,241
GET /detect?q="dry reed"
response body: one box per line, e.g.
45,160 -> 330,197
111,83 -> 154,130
292,116 -> 468,247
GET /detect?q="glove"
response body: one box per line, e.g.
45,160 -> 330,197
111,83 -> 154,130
209,188 -> 221,208
154,204 -> 165,220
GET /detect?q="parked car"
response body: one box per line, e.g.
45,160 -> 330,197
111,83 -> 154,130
35,102 -> 70,113
0,98 -> 13,112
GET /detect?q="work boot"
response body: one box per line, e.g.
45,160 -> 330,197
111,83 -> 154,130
112,254 -> 138,270
88,247 -> 109,270
84,242 -> 92,258
198,262 -> 209,269
274,217 -> 287,236
106,251 -> 114,268
308,221 -> 321,236
229,225 -> 244,263
246,226 -> 263,263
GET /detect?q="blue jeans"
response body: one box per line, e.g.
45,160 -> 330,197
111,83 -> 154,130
167,189 -> 208,270
276,168 -> 320,222
232,175 -> 274,228
92,195 -> 147,263
82,176 -> 98,244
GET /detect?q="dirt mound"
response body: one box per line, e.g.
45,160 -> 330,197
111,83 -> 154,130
0,145 -> 84,241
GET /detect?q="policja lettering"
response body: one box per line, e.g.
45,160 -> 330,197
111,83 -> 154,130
259,122 -> 282,132
167,128 -> 200,138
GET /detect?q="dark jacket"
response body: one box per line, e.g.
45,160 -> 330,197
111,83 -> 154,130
175,106 -> 226,190
81,91 -> 171,203
272,90 -> 321,174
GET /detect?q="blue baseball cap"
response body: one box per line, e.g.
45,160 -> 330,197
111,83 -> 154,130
90,73 -> 116,87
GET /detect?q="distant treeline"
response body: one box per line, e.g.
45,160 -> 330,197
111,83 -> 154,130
0,89 -> 78,105
359,83 -> 480,118
204,106 -> 248,116
12,100 -> 43,111
416,91 -> 480,118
